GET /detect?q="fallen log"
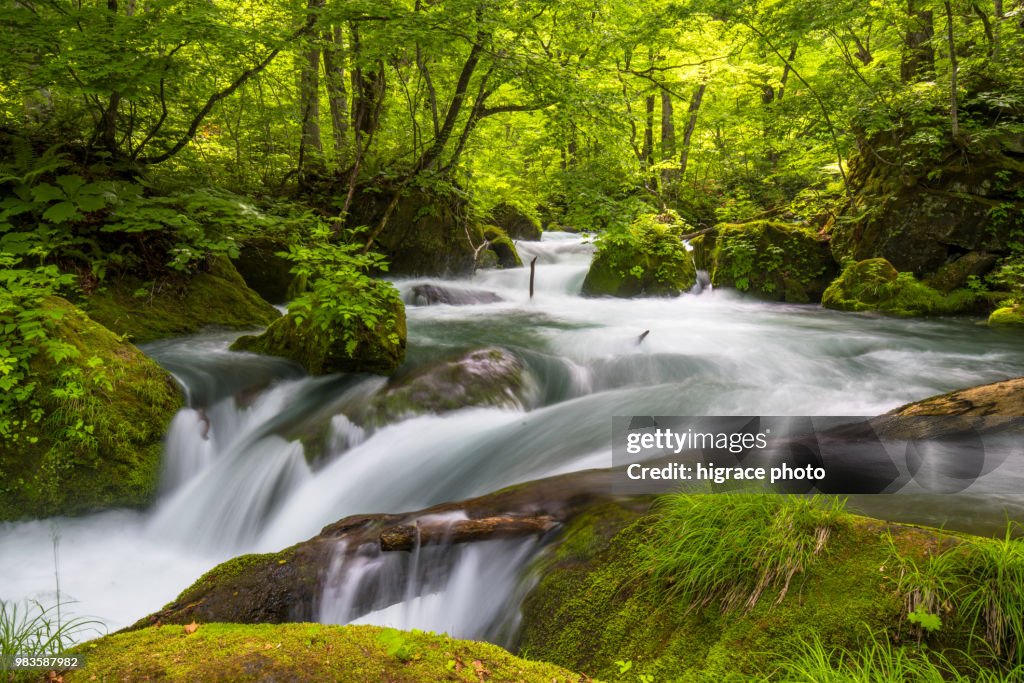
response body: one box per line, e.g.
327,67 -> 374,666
379,515 -> 558,551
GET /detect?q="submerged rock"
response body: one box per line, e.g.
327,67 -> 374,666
582,214 -> 696,297
821,258 -> 978,316
709,220 -> 837,303
408,283 -> 504,306
488,202 -> 542,241
84,255 -> 281,343
231,292 -> 406,376
368,346 -> 536,424
0,298 -> 181,520
66,623 -> 583,682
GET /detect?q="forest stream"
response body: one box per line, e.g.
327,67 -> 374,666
2,232 -> 1024,647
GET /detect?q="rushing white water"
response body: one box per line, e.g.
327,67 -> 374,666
2,231 -> 1024,642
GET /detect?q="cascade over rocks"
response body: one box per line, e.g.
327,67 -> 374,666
128,469 -> 617,628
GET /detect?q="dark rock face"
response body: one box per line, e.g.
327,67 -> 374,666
232,238 -> 296,304
829,135 -> 1024,277
488,202 -> 542,241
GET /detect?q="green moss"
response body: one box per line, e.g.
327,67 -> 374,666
822,258 -> 978,317
489,202 -> 542,241
65,623 -> 583,682
582,215 -> 696,297
231,292 -> 406,376
175,550 -> 296,606
84,256 -> 281,343
516,499 -> 985,682
0,298 -> 181,521
710,220 -> 836,303
482,225 -> 523,268
989,305 -> 1024,326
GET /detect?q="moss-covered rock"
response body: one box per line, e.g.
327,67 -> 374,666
516,500 -> 992,681
829,129 -> 1024,276
0,297 -> 181,521
231,237 -> 297,304
924,251 -> 998,293
345,184 -> 486,276
709,220 -> 837,303
821,258 -> 979,316
482,225 -> 523,269
989,305 -> 1024,326
368,347 -> 535,424
581,215 -> 696,297
890,376 -> 1024,416
84,256 -> 281,343
489,202 -> 542,241
65,623 -> 583,682
231,293 -> 406,376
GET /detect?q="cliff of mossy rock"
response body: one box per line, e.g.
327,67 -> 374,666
582,217 -> 695,297
231,292 -> 406,376
515,502 -> 983,682
829,131 -> 1024,278
84,255 -> 281,343
345,184 -> 487,276
709,220 -> 837,302
821,258 -> 980,316
0,297 -> 181,521
65,623 -> 585,682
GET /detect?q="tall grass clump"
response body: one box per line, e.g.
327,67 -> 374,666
890,524 -> 1024,667
638,493 -> 846,613
0,599 -> 102,680
772,629 -> 1023,683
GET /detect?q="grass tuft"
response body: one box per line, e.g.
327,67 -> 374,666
638,493 -> 846,613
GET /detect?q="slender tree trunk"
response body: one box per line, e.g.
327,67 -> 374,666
944,1 -> 959,140
901,0 -> 936,83
660,90 -> 677,191
98,0 -> 121,154
642,94 -> 655,167
323,25 -> 349,158
777,44 -> 797,101
679,83 -> 706,180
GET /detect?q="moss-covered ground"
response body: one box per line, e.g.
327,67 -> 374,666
61,623 -> 585,682
516,498 -> 1016,682
84,255 -> 280,343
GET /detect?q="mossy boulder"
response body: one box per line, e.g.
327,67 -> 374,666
84,255 -> 281,343
829,130 -> 1024,276
989,305 -> 1024,326
482,225 -> 523,269
65,623 -> 583,682
0,297 -> 181,521
345,184 -> 486,276
821,258 -> 979,316
231,293 -> 406,376
924,251 -> 998,293
709,220 -> 837,303
231,237 -> 297,304
516,500 -> 988,681
581,216 -> 696,297
489,202 -> 542,241
367,346 -> 536,424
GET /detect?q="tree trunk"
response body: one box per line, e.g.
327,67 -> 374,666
379,516 -> 557,551
660,90 -> 677,190
642,94 -> 655,167
679,83 -> 706,180
901,0 -> 936,83
322,26 -> 349,157
944,1 -> 959,140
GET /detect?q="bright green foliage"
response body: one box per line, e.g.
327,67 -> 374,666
822,259 -> 978,317
989,306 -> 1024,326
582,213 -> 696,297
889,525 -> 1024,667
638,494 -> 846,613
710,220 -> 836,302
